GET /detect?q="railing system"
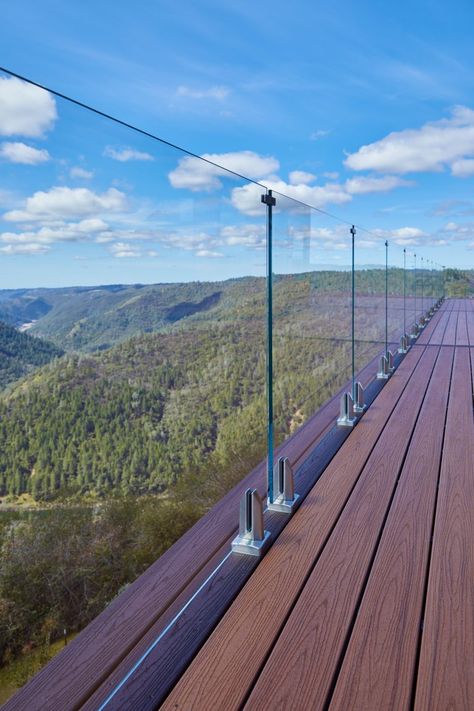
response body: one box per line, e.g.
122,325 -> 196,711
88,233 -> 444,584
0,67 -> 446,705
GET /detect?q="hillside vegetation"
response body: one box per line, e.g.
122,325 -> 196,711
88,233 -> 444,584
0,323 -> 63,391
0,268 -> 442,353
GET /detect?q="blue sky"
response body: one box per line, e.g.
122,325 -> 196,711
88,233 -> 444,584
1,0 -> 474,287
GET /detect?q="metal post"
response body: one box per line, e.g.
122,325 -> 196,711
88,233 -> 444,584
262,189 -> 276,505
414,253 -> 417,327
421,256 -> 424,322
385,240 -> 388,358
403,248 -> 406,337
351,225 -> 356,401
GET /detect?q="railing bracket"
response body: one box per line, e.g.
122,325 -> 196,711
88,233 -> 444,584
399,334 -> 409,354
353,381 -> 366,414
337,392 -> 357,427
377,354 -> 390,379
267,457 -> 300,513
232,489 -> 270,556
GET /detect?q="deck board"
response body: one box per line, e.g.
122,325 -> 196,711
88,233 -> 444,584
329,346 -> 453,711
414,347 -> 474,711
242,347 -> 439,711
456,309 -> 469,346
159,347 -> 428,711
442,308 -> 458,345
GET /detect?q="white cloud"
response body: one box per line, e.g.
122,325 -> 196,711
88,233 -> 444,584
451,159 -> 474,177
323,171 -> 339,180
0,219 -> 109,246
371,226 -> 428,246
310,129 -> 330,140
70,166 -> 94,179
177,85 -> 230,101
0,243 -> 50,255
0,141 -> 50,164
221,224 -> 266,249
289,170 -> 316,185
109,242 -> 159,258
4,186 -> 127,222
0,76 -> 57,137
168,151 -> 279,191
442,221 -> 474,239
345,175 -> 412,194
345,106 -> 474,175
231,179 -> 351,216
196,249 -> 224,258
104,146 -> 154,162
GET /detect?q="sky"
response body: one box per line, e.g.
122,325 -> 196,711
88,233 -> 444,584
1,0 -> 474,287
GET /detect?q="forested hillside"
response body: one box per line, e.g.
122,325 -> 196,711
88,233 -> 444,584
0,268 -> 440,353
0,272 -> 363,499
0,266 -> 453,500
0,323 -> 63,391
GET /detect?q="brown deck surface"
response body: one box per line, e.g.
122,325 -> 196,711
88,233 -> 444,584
5,298 -> 473,711
160,299 -> 474,711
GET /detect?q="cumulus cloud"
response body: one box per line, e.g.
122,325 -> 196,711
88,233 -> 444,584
70,166 -> 94,179
310,129 -> 330,140
0,141 -> 50,164
109,242 -> 158,258
450,158 -> 474,177
0,76 -> 57,137
0,243 -> 50,255
4,186 -> 127,222
196,249 -> 223,258
104,146 -> 154,162
231,179 -> 351,216
168,150 -> 279,191
442,221 -> 474,240
370,226 -> 428,246
345,175 -> 412,194
0,219 -> 109,246
289,170 -> 316,185
345,106 -> 474,175
177,85 -> 230,100
221,224 -> 266,249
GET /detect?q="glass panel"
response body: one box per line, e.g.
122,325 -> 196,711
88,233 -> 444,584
405,250 -> 417,338
0,70 -> 267,692
271,192 -> 352,468
354,232 -> 387,382
388,247 -> 405,352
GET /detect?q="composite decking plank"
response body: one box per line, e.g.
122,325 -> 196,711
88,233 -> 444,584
466,309 -> 474,345
425,308 -> 449,345
442,308 -> 458,345
159,346 -> 428,711
415,305 -> 443,345
471,347 -> 474,395
414,347 -> 474,711
455,309 -> 469,346
241,346 -> 439,711
329,346 -> 453,711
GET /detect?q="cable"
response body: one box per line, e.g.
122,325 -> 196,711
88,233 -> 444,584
0,65 -> 443,266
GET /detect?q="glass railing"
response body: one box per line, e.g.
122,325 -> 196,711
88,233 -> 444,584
0,67 -> 448,700
271,193 -> 352,461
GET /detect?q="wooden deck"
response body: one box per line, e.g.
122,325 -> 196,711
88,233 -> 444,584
159,299 -> 474,711
4,298 -> 474,711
